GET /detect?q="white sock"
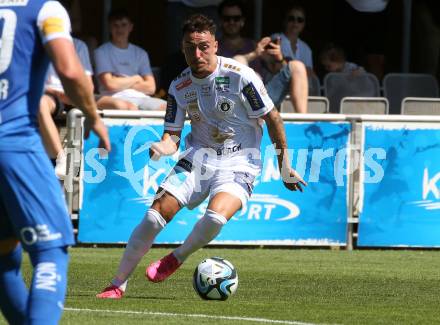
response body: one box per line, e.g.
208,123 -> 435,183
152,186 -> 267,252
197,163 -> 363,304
173,209 -> 227,263
111,209 -> 166,290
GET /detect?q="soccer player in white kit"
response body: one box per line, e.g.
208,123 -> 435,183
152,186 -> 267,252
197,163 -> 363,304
97,14 -> 306,299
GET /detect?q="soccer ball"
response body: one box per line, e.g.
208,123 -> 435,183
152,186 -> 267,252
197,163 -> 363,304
193,257 -> 238,300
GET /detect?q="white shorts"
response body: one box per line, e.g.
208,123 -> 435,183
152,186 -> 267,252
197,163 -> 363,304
159,158 -> 257,210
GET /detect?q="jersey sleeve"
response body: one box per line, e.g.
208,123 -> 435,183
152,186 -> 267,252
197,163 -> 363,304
239,68 -> 274,118
164,85 -> 186,131
37,1 -> 72,44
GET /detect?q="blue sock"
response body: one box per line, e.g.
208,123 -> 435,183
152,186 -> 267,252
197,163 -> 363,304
27,246 -> 69,325
0,245 -> 28,324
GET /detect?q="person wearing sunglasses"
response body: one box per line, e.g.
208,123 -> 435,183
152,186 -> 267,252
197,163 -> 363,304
217,0 -> 262,74
270,3 -> 314,76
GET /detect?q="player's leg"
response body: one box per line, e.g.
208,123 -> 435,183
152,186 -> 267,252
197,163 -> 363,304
173,192 -> 241,264
98,160 -> 197,297
26,246 -> 69,325
147,168 -> 250,283
97,192 -> 181,298
0,150 -> 75,322
0,238 -> 28,324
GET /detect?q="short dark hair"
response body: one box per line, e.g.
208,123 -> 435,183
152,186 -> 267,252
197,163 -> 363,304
182,14 -> 216,36
320,43 -> 346,63
218,0 -> 246,17
108,8 -> 132,23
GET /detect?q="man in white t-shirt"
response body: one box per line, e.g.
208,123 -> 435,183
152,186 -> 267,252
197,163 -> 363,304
97,14 -> 306,299
94,9 -> 166,111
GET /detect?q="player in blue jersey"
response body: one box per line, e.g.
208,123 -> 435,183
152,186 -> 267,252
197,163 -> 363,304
0,1 -> 110,324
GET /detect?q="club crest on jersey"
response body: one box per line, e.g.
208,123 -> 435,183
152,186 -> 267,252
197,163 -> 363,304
216,97 -> 235,115
187,100 -> 202,122
215,76 -> 230,92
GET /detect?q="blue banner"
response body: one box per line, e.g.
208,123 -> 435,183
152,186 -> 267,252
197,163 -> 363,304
358,123 -> 440,247
78,120 -> 350,245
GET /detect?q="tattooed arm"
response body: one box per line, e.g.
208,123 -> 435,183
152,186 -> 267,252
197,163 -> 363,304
262,108 -> 307,192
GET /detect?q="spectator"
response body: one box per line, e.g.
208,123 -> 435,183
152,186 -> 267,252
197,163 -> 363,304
94,9 -> 166,110
39,37 -> 136,180
271,3 -> 314,76
217,0 -> 261,73
319,43 -> 365,75
235,36 -> 308,113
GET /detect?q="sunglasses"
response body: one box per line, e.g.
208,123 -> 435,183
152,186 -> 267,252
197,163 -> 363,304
222,15 -> 242,23
287,15 -> 305,23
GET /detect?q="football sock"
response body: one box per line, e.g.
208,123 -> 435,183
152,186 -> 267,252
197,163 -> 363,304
174,209 -> 227,263
0,245 -> 27,324
112,209 -> 166,289
27,246 -> 69,325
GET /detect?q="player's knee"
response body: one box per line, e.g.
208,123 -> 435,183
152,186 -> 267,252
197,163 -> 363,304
151,191 -> 180,222
0,237 -> 20,256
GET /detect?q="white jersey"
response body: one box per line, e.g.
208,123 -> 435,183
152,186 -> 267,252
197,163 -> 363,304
165,56 -> 274,172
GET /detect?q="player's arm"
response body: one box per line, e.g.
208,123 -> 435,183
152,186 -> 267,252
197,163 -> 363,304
262,108 -> 307,192
131,74 -> 156,96
44,39 -> 110,152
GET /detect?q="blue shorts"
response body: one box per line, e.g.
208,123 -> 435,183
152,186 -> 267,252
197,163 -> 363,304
265,64 -> 292,108
0,151 -> 75,252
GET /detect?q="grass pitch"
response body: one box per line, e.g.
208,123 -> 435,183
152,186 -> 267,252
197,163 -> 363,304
2,247 -> 440,324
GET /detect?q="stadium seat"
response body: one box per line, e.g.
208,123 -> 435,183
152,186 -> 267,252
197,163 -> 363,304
401,97 -> 440,115
280,96 -> 329,113
382,73 -> 439,114
323,72 -> 381,113
340,97 -> 389,115
308,74 -> 321,96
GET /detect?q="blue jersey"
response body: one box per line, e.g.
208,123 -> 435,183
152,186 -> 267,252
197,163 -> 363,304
0,1 -> 74,251
0,0 -> 71,151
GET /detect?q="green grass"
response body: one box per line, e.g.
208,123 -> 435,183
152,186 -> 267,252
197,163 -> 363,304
2,248 -> 440,324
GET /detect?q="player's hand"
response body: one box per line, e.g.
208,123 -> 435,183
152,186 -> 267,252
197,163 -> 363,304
281,167 -> 307,192
84,116 -> 111,152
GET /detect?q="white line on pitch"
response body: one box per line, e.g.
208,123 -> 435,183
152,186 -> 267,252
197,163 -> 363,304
64,307 -> 323,325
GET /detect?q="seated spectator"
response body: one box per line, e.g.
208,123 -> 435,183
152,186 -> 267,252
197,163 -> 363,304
39,37 -> 136,180
270,3 -> 314,76
217,0 -> 262,73
235,36 -> 308,113
94,9 -> 166,111
319,43 -> 365,74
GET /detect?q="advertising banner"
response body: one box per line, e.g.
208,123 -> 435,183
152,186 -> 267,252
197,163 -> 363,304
78,119 -> 351,245
358,123 -> 440,247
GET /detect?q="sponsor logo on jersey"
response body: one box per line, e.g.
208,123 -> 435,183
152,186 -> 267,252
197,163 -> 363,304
42,17 -> 66,36
176,78 -> 192,90
187,99 -> 201,122
165,94 -> 177,123
215,76 -> 230,92
201,84 -> 211,96
217,143 -> 242,156
0,0 -> 29,7
184,90 -> 197,100
259,84 -> 268,96
242,82 -> 265,111
216,96 -> 235,115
